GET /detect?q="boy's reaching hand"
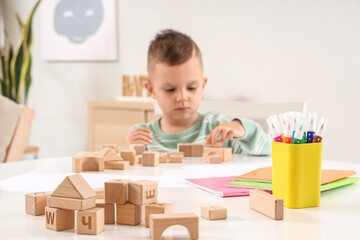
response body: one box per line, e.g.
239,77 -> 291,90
205,120 -> 245,146
126,128 -> 153,146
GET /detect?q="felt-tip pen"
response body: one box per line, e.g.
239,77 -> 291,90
306,112 -> 316,143
312,117 -> 329,143
266,115 -> 283,142
292,117 -> 305,144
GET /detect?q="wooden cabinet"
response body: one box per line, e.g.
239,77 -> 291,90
88,100 -> 160,151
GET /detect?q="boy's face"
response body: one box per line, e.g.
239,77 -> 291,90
147,55 -> 207,122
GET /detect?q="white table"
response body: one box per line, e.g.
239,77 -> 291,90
0,156 -> 359,240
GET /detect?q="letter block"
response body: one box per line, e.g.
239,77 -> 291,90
104,179 -> 130,204
249,189 -> 284,220
129,180 -> 158,205
96,199 -> 115,224
77,208 -> 105,235
142,151 -> 159,167
145,203 -> 173,227
25,192 -> 50,216
201,205 -> 227,220
45,206 -> 75,231
116,203 -> 142,226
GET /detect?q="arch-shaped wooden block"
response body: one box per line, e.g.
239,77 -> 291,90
149,213 -> 199,240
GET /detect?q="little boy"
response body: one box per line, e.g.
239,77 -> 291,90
126,29 -> 270,155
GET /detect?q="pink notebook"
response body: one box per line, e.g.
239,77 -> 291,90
185,176 -> 249,197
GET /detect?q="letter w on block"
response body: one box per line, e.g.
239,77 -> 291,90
46,211 -> 55,225
146,190 -> 155,199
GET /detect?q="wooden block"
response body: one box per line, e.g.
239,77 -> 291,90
201,206 -> 227,220
223,147 -> 232,162
142,151 -> 159,167
96,147 -> 121,162
96,199 -> 115,224
177,143 -> 192,157
249,189 -> 284,220
169,155 -> 183,163
208,155 -> 222,164
129,180 -> 158,205
93,188 -> 104,199
45,207 -> 75,231
77,208 -> 104,235
135,155 -> 143,164
145,203 -> 173,227
104,160 -> 129,170
102,143 -> 119,153
191,143 -> 204,157
104,179 -> 130,204
72,156 -> 104,173
149,213 -> 199,240
166,152 -> 184,158
47,196 -> 96,210
51,174 -> 96,199
159,153 -> 167,163
129,144 -> 146,155
25,192 -> 50,216
116,203 -> 141,226
204,147 -> 224,163
120,150 -> 136,165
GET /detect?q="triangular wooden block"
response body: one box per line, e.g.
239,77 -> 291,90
51,174 -> 96,199
96,147 -> 122,162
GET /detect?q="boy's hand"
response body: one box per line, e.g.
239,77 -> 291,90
126,128 -> 152,146
205,120 -> 245,146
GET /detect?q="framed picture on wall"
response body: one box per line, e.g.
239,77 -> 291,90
42,0 -> 117,61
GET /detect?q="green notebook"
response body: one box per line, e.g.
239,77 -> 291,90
226,177 -> 359,192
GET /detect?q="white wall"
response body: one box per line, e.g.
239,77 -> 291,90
3,0 -> 360,163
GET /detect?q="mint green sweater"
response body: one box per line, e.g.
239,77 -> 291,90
131,111 -> 271,155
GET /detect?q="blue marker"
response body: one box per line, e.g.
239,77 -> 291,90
306,112 -> 316,143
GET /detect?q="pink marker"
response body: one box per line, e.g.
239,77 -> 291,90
266,115 -> 283,142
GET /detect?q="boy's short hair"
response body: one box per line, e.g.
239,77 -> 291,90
147,29 -> 203,73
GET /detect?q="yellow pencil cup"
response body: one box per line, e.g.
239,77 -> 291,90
272,141 -> 322,209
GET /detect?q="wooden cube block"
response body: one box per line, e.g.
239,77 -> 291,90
102,144 -> 118,153
45,207 -> 75,231
104,179 -> 130,204
191,143 -> 204,157
142,151 -> 159,167
145,203 -> 173,227
159,153 -> 167,163
249,189 -> 284,220
72,156 -> 104,173
177,143 -> 192,157
223,147 -> 232,162
169,155 -> 183,163
130,144 -> 146,155
104,160 -> 129,170
129,180 -> 158,205
135,155 -> 143,164
201,205 -> 227,220
25,192 -> 50,216
116,203 -> 141,226
47,196 -> 96,210
93,188 -> 104,199
77,208 -> 104,235
120,150 -> 136,165
96,199 -> 115,224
